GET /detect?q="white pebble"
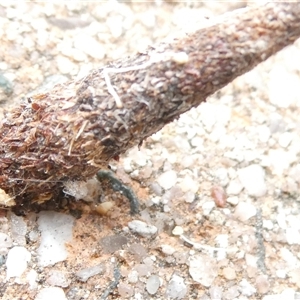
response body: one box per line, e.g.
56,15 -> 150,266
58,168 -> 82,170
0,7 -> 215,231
268,149 -> 296,175
0,233 -> 12,253
37,211 -> 75,267
202,201 -> 215,216
234,202 -> 257,222
268,65 -> 300,108
146,275 -> 160,295
56,55 -> 76,74
179,175 -> 199,193
73,34 -> 105,59
172,226 -> 184,236
35,287 -> 67,300
157,170 -> 177,190
237,164 -> 266,197
239,279 -> 256,296
161,245 -> 175,256
278,132 -> 293,148
188,254 -> 218,287
286,228 -> 300,245
6,246 -> 31,280
227,196 -> 239,206
165,274 -> 187,299
226,179 -> 243,195
128,220 -> 157,238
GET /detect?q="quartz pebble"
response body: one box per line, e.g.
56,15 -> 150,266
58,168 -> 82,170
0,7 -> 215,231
227,196 -> 239,206
165,274 -> 187,299
6,246 -> 31,280
157,170 -> 177,190
161,244 -> 175,256
0,233 -> 12,254
118,283 -> 134,298
128,220 -> 157,238
234,202 -> 257,222
100,235 -> 128,254
146,275 -> 160,295
172,226 -> 184,236
239,279 -> 256,296
255,275 -> 270,294
226,179 -> 243,195
222,267 -> 236,280
237,164 -> 266,197
37,211 -> 75,267
75,264 -> 105,282
47,270 -> 70,288
209,286 -> 223,299
188,254 -> 218,287
9,212 -> 27,246
35,287 -> 67,300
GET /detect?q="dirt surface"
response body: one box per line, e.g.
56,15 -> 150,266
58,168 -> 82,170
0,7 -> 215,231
1,2 -> 300,300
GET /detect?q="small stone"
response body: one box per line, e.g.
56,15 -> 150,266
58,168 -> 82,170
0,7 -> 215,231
258,126 -> 271,143
209,286 -> 223,299
0,233 -> 12,254
278,132 -> 293,148
289,268 -> 300,288
268,65 -> 300,108
202,201 -> 215,216
223,286 -> 240,300
134,263 -> 150,277
268,149 -> 296,175
0,73 -> 13,101
128,243 -> 147,262
47,270 -> 70,288
226,179 -> 243,195
6,246 -> 31,280
227,196 -> 239,206
9,212 -> 27,246
37,211 -> 75,267
222,267 -> 236,280
118,283 -> 134,298
157,170 -> 177,190
73,34 -> 105,59
128,270 -> 139,283
146,275 -> 160,295
234,202 -> 257,222
263,220 -> 274,230
281,288 -> 296,300
161,244 -> 175,256
149,182 -> 163,196
75,263 -> 105,282
56,55 -> 76,74
286,228 -> 300,245
214,168 -> 229,187
180,175 -> 199,193
27,269 -> 38,290
100,235 -> 128,254
188,254 -> 218,287
35,287 -> 67,300
255,275 -> 270,294
237,164 -> 266,197
239,279 -> 256,296
128,220 -> 157,238
172,226 -> 184,236
165,274 -> 187,299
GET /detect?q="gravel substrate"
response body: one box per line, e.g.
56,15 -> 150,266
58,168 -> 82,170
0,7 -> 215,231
1,2 -> 300,300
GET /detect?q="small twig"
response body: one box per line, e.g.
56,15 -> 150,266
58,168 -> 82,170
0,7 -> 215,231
97,170 -> 140,215
99,263 -> 121,300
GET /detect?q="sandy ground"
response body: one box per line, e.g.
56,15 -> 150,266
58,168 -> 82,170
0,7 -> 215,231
1,2 -> 300,300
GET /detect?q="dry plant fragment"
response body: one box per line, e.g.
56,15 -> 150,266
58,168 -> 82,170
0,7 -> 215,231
0,3 -> 300,212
